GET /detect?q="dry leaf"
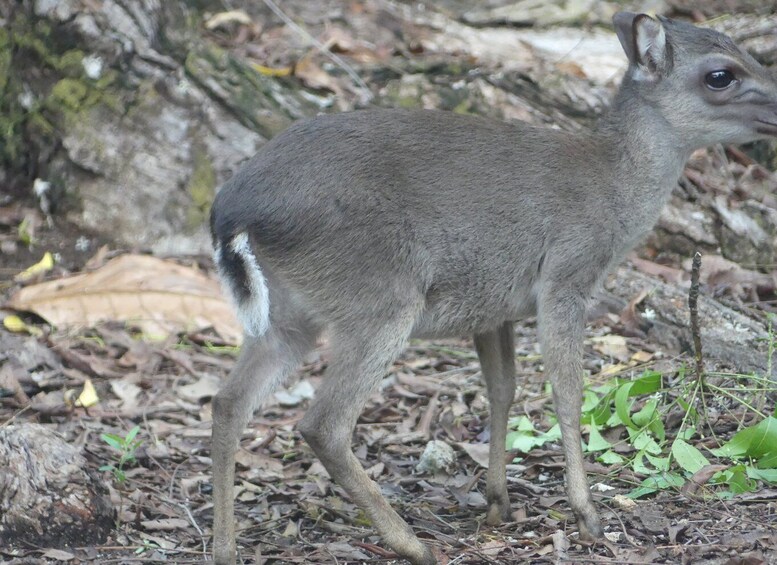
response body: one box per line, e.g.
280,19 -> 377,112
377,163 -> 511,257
78,378 -> 99,407
630,350 -> 653,363
457,441 -> 490,468
178,373 -> 221,402
204,9 -> 252,30
251,62 -> 293,77
619,289 -> 650,337
682,254 -> 774,294
235,449 -> 283,481
629,255 -> 686,284
140,518 -> 190,531
294,53 -> 345,98
15,251 -> 54,282
555,60 -> 587,79
7,254 -> 241,343
84,244 -> 110,270
110,378 -> 142,409
42,549 -> 75,561
2,314 -> 42,336
601,363 -> 629,376
590,335 -> 630,362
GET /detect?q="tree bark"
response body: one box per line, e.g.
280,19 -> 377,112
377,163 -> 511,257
0,424 -> 114,547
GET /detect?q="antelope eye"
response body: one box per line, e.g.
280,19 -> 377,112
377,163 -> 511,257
705,69 -> 736,90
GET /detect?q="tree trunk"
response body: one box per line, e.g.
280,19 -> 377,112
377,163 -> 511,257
0,424 -> 114,547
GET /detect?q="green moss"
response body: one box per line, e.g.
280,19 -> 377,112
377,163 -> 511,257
185,146 -> 217,229
0,29 -> 10,93
184,42 -> 296,137
452,99 -> 472,114
28,113 -> 56,136
1,13 -> 95,169
94,69 -> 118,90
50,78 -> 89,110
56,49 -> 86,76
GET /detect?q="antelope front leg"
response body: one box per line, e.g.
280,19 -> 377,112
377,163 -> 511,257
538,290 -> 603,540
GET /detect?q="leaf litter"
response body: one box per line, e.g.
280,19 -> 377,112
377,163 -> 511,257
1,300 -> 776,563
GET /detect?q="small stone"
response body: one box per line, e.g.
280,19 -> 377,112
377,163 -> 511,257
415,440 -> 457,475
612,494 -> 637,510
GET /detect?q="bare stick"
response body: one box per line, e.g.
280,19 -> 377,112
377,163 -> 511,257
261,0 -> 373,103
688,251 -> 704,382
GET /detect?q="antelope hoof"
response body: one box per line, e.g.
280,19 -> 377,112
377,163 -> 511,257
485,500 -> 511,526
213,546 -> 236,565
576,511 -> 604,541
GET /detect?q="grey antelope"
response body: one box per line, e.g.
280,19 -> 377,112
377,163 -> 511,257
209,12 -> 777,564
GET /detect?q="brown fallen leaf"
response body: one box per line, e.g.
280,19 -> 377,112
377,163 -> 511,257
6,254 -> 241,343
140,518 -> 190,531
84,244 -> 110,270
682,254 -> 775,295
629,255 -> 686,284
590,334 -> 630,362
619,288 -> 650,337
456,441 -> 490,468
681,464 -> 729,497
204,9 -> 252,30
42,548 -> 76,561
294,52 -> 346,102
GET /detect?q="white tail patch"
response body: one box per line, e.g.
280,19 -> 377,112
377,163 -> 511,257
215,232 -> 270,337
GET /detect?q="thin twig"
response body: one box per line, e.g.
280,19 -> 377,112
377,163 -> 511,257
688,251 -> 704,383
261,0 -> 373,103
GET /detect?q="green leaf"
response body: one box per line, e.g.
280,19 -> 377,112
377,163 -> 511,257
629,371 -> 662,396
631,452 -> 653,475
509,416 -> 536,433
726,464 -> 757,494
615,382 -> 635,428
713,416 -> 777,459
627,472 -> 684,499
645,453 -> 670,472
746,466 -> 777,483
591,395 -> 614,426
649,414 -> 666,443
125,425 -> 141,444
671,438 -> 710,474
632,397 -> 658,428
677,397 -> 698,423
540,423 -> 562,442
585,419 -> 612,452
756,451 -> 777,469
598,450 -> 624,465
507,432 -> 543,453
677,426 -> 696,441
582,390 -> 600,413
99,464 -> 114,472
629,428 -> 662,455
101,434 -> 124,451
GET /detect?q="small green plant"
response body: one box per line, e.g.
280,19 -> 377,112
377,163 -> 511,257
506,363 -> 777,500
135,538 -> 161,555
100,425 -> 143,530
100,425 -> 143,484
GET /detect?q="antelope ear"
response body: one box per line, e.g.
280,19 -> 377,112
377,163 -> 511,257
613,12 -> 667,80
613,12 -> 640,64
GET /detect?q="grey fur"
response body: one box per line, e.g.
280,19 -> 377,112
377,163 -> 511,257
210,13 -> 777,565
